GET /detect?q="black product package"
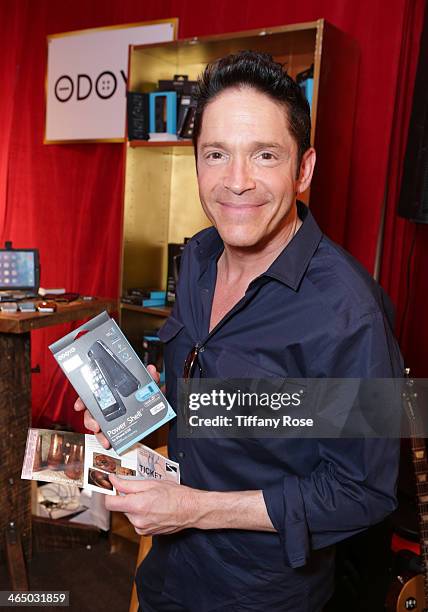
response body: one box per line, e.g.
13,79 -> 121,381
49,311 -> 175,454
177,95 -> 197,139
127,92 -> 149,140
166,242 -> 186,306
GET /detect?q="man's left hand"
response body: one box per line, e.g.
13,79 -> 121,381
105,475 -> 198,536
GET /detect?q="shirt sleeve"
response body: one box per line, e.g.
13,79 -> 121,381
262,309 -> 403,569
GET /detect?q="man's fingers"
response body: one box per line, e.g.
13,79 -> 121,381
147,364 -> 166,393
105,491 -> 139,512
83,409 -> 100,433
96,432 -> 111,449
109,474 -> 151,494
83,411 -> 110,447
79,407 -> 110,448
74,397 -> 86,412
134,527 -> 145,535
147,364 -> 160,385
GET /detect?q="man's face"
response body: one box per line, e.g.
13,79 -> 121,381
196,87 -> 309,250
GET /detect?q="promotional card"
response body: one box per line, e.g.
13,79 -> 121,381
21,428 -> 180,496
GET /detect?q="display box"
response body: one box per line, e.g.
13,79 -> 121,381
49,311 -> 175,454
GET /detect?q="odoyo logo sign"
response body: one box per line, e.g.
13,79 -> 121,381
54,70 -> 127,103
45,20 -> 175,141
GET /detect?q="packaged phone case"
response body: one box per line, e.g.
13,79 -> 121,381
49,311 -> 175,454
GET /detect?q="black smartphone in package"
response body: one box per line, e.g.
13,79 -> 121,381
49,311 -> 175,454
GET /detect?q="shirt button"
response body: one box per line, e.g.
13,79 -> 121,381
178,451 -> 185,459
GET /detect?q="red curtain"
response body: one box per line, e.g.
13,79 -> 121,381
379,1 -> 428,376
0,0 -> 426,430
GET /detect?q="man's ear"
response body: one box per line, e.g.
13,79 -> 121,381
296,148 -> 316,195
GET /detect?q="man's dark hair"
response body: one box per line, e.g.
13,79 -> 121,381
192,50 -> 311,169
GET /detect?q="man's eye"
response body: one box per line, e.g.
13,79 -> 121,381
258,152 -> 275,160
207,152 -> 224,160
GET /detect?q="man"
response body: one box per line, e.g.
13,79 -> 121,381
75,51 -> 402,611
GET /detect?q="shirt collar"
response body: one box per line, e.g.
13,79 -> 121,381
264,201 -> 323,290
193,201 -> 323,291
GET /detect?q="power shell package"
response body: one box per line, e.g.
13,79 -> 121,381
49,311 -> 176,454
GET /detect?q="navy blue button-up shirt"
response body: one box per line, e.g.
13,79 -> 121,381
138,202 -> 402,611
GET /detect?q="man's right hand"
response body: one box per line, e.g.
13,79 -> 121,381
73,364 -> 161,450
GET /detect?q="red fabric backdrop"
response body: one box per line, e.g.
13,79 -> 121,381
378,1 -> 428,377
0,0 -> 426,430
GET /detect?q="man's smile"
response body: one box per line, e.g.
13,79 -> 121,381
217,201 -> 267,210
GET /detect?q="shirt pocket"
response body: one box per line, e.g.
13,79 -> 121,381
158,315 -> 185,343
215,349 -> 307,405
158,316 -> 187,384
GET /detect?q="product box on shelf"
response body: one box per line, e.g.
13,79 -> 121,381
49,311 -> 175,454
166,241 -> 189,306
126,91 -> 149,141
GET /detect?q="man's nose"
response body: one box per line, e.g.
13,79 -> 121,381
223,158 -> 256,194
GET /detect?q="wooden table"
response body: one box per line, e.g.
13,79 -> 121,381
0,298 -> 117,587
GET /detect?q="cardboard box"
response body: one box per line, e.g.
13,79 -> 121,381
49,311 -> 175,454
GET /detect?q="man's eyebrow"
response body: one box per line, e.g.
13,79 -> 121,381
200,141 -> 285,150
251,141 -> 284,150
199,142 -> 227,150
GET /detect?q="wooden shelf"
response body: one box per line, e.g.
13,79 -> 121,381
120,303 -> 171,317
129,140 -> 193,148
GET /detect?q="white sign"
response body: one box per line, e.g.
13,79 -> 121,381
45,19 -> 177,143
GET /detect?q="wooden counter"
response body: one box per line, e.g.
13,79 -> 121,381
0,298 -> 117,334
